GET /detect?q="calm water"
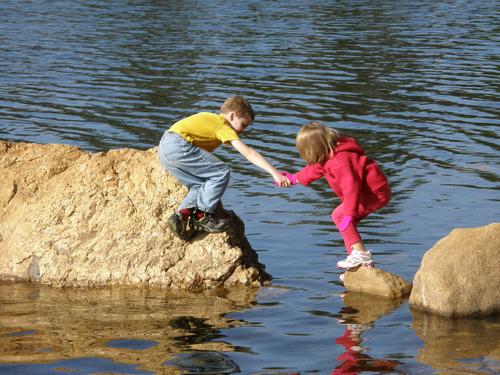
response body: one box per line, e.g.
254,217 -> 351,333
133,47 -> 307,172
1,0 -> 499,374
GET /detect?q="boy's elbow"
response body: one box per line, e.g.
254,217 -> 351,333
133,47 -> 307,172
232,140 -> 252,156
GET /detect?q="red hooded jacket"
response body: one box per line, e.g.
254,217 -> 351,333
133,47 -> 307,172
294,136 -> 388,217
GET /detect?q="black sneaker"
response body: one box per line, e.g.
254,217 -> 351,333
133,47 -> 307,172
193,213 -> 228,233
167,213 -> 195,240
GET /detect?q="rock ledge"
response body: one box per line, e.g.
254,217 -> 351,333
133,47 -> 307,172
0,141 -> 271,290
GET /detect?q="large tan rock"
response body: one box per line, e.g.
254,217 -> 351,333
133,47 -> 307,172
0,141 -> 271,289
342,266 -> 412,298
410,223 -> 500,317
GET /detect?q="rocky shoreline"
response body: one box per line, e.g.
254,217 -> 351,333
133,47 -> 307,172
1,140 -> 498,318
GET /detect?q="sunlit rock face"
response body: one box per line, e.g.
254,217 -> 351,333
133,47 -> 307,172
342,266 -> 412,299
410,223 -> 500,317
0,141 -> 271,289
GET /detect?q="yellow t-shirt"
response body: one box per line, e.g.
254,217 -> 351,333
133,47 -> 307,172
169,112 -> 239,152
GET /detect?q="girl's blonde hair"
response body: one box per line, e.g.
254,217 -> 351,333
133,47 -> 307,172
296,122 -> 341,164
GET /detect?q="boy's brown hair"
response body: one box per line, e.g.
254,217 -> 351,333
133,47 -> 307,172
296,122 -> 341,164
220,96 -> 255,121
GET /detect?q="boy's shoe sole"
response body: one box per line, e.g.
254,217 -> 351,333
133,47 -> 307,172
167,213 -> 195,241
193,217 -> 228,233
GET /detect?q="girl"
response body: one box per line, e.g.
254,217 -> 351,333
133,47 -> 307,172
282,122 -> 391,270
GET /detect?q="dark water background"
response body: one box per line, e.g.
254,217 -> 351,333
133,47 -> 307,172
1,0 -> 499,373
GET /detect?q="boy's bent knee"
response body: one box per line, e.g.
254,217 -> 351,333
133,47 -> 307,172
218,166 -> 231,181
209,165 -> 230,184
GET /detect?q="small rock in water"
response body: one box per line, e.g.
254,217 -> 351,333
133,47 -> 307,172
342,266 -> 412,299
165,352 -> 240,374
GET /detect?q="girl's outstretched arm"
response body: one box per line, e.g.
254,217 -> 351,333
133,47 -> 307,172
294,163 -> 325,186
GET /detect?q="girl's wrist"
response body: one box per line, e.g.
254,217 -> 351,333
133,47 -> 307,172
280,171 -> 298,185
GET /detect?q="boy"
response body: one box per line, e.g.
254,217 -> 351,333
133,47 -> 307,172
158,95 -> 290,240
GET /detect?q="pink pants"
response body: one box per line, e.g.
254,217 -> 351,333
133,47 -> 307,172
331,184 -> 391,254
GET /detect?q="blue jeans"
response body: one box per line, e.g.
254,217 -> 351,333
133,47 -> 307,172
158,131 -> 230,213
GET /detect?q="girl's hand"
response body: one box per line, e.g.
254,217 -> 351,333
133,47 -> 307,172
280,171 -> 298,185
273,172 -> 291,187
338,215 -> 353,232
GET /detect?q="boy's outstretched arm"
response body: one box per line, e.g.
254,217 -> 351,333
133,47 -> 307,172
230,139 -> 290,187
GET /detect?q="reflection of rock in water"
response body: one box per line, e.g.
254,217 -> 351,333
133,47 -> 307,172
169,316 -> 223,347
338,292 -> 404,324
165,352 -> 240,374
412,311 -> 500,374
0,283 -> 257,373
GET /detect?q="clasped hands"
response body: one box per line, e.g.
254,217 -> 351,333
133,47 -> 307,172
274,171 -> 298,187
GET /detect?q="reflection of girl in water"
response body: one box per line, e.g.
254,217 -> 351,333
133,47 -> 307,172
333,324 -> 401,374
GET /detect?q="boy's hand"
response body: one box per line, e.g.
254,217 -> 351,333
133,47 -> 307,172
273,171 -> 298,187
280,171 -> 298,185
273,172 -> 291,187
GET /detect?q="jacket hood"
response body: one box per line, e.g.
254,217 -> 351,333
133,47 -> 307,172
334,136 -> 365,155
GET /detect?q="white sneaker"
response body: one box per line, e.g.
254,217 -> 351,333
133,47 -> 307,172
337,249 -> 374,269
